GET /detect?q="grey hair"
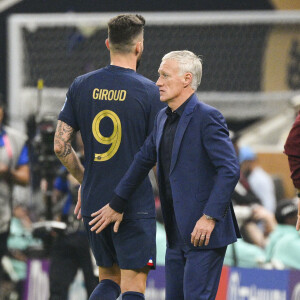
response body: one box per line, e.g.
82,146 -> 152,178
161,50 -> 202,91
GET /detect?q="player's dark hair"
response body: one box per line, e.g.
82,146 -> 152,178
108,14 -> 145,53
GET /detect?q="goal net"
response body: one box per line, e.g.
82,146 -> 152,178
7,11 -> 300,130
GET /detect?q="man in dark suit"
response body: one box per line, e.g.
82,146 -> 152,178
89,50 -> 240,299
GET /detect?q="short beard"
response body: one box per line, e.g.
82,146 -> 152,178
136,57 -> 141,70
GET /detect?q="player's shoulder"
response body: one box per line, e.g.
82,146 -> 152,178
133,72 -> 155,85
131,72 -> 158,92
73,68 -> 157,91
128,73 -> 160,109
72,68 -> 104,86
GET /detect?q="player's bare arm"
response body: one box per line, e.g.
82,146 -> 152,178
54,120 -> 84,184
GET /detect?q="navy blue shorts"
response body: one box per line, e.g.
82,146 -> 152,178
83,217 -> 156,270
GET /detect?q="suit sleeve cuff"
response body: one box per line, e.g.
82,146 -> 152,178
109,194 -> 127,213
203,208 -> 221,222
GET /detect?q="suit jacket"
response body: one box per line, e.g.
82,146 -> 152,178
115,93 -> 241,249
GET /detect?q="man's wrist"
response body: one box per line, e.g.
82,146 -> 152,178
109,194 -> 127,213
203,213 -> 216,221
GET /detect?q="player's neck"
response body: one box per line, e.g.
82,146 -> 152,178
110,53 -> 137,71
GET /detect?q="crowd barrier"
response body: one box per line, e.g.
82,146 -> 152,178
24,259 -> 300,300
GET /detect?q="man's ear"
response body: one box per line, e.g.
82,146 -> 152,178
105,39 -> 110,50
135,41 -> 143,56
183,73 -> 193,88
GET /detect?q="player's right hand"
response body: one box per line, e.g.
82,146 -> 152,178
89,204 -> 123,234
74,185 -> 82,220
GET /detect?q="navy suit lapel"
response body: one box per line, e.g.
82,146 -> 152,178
156,111 -> 167,188
156,111 -> 168,153
170,94 -> 198,174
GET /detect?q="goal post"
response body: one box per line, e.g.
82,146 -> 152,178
7,11 -> 300,130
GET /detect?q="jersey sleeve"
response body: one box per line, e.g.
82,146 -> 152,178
58,79 -> 80,131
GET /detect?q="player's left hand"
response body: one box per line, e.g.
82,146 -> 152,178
191,215 -> 216,247
89,204 -> 123,234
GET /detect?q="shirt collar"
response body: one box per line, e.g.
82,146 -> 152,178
166,93 -> 194,117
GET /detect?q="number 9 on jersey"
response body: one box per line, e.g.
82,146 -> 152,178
92,110 -> 122,162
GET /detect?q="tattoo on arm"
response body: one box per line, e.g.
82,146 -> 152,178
54,121 -> 84,183
54,121 -> 84,184
54,121 -> 75,158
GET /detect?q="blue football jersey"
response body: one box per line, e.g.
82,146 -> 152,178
58,65 -> 163,219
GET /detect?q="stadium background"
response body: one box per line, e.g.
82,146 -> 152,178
1,0 -> 300,299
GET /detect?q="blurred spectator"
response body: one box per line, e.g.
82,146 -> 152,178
284,110 -> 300,230
224,238 -> 266,268
245,205 -> 276,248
225,131 -> 266,266
232,181 -> 261,207
224,204 -> 277,268
154,199 -> 167,266
265,199 -> 300,269
230,132 -> 261,207
0,95 -> 30,284
150,167 -> 166,266
156,219 -> 167,266
239,146 -> 276,212
49,158 -> 97,300
3,204 -> 41,298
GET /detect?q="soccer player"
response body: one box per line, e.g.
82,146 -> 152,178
54,14 -> 163,300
